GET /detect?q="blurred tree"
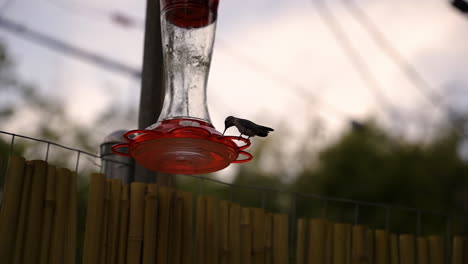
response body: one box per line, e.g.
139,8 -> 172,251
290,122 -> 468,234
0,40 -> 137,161
217,119 -> 468,235
0,40 -> 133,263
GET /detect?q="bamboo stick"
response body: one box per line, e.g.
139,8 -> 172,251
366,229 -> 374,264
451,236 -> 463,264
126,182 -> 147,264
118,184 -> 130,264
296,218 -> 307,264
355,228 -> 365,264
100,179 -> 112,264
325,221 -> 334,264
273,214 -> 289,264
21,160 -> 47,263
180,191 -> 193,264
39,165 -> 56,264
49,168 -> 71,264
332,223 -> 351,264
219,200 -> 230,264
156,186 -> 174,264
205,196 -> 220,264
308,218 -> 328,264
251,208 -> 266,264
12,162 -> 33,264
241,208 -> 252,264
0,156 -> 26,264
64,171 -> 77,264
169,191 -> 183,264
230,203 -> 242,264
427,235 -> 444,264
107,179 -> 123,264
345,224 -> 353,264
399,234 -> 415,264
374,230 -> 389,264
351,225 -> 366,264
389,234 -> 398,264
465,236 -> 468,264
416,237 -> 428,264
82,173 -> 106,264
142,183 -> 158,264
196,196 -> 206,264
264,213 -> 273,264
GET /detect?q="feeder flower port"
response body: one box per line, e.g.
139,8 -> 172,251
112,0 -> 253,174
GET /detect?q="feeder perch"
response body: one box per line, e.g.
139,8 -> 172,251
112,0 -> 253,174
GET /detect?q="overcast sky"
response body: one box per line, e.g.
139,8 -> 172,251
1,0 -> 468,166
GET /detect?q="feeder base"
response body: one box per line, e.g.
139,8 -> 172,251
133,137 -> 237,174
112,118 -> 252,174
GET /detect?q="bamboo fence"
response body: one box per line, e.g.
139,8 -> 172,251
1,156 -> 468,264
82,174 -> 468,264
0,156 -> 77,264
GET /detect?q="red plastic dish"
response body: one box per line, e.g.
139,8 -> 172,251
112,118 -> 253,174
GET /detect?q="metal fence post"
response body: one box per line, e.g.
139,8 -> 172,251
100,130 -> 134,184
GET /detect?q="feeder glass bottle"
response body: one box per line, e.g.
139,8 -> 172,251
156,0 -> 219,123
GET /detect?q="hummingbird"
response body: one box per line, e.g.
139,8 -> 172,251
222,116 -> 274,139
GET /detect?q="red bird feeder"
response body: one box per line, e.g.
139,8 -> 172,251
112,0 -> 253,174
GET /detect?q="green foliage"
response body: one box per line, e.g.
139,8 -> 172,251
222,122 -> 468,235
295,124 -> 467,232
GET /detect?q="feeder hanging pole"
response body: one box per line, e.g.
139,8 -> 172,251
135,0 -> 173,185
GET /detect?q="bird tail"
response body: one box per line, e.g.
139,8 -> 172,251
257,126 -> 274,137
260,126 -> 274,131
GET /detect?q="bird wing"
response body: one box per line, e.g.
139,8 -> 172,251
236,118 -> 274,137
238,118 -> 273,130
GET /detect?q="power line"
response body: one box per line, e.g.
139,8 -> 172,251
342,0 -> 465,135
452,0 -> 468,14
44,0 -> 109,21
310,0 -> 400,122
0,16 -> 141,79
40,0 -> 330,121
2,1 -> 350,145
33,0 -> 466,132
43,0 -> 144,28
215,39 -> 353,121
0,3 -> 254,125
39,0 -> 356,121
12,0 -> 387,125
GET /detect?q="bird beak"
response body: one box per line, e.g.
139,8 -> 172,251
222,128 -> 227,135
